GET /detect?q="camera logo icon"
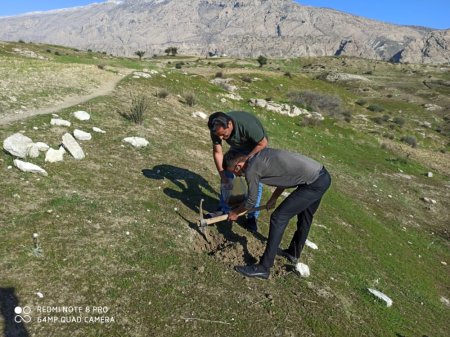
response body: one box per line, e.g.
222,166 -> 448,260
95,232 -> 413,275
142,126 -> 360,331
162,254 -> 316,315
14,306 -> 31,323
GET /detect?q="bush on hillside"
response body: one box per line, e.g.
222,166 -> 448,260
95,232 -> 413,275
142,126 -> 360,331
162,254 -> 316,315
288,90 -> 344,117
156,89 -> 169,99
393,116 -> 406,127
401,135 -> 417,148
119,94 -> 150,125
183,92 -> 197,107
355,99 -> 367,106
215,71 -> 224,78
367,104 -> 385,112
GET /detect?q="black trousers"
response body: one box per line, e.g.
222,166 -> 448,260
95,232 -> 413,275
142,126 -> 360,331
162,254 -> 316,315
260,167 -> 331,270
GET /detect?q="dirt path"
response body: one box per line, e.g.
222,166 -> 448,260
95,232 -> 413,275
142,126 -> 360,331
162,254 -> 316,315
0,69 -> 134,126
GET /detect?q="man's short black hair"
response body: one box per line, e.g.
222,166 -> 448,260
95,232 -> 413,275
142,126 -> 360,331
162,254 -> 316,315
208,111 -> 231,132
223,150 -> 246,171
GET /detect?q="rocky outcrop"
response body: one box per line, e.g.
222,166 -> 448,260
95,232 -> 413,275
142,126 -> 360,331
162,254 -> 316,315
0,0 -> 448,64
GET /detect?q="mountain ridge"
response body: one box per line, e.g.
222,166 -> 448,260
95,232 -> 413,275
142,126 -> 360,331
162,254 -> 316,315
0,0 -> 449,64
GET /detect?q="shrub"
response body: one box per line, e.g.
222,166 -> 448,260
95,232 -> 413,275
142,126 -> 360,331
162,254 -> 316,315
217,63 -> 226,68
355,99 -> 367,106
135,50 -> 145,61
18,39 -> 25,43
54,51 -> 61,56
241,76 -> 252,83
97,64 -> 106,70
215,71 -> 224,78
401,135 -> 417,148
367,104 -> 385,112
156,89 -> 169,99
393,116 -> 405,127
382,114 -> 391,122
257,55 -> 267,67
301,117 -> 322,127
119,94 -> 150,125
87,49 -> 93,53
183,92 -> 197,107
46,49 -> 52,53
284,71 -> 292,78
372,116 -> 385,125
342,111 -> 352,123
288,90 -> 343,116
175,63 -> 183,69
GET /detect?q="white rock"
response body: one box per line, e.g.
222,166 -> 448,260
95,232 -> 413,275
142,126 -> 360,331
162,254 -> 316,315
62,133 -> 85,159
220,98 -> 227,103
123,137 -> 149,148
368,288 -> 393,307
73,129 -> 92,141
35,142 -> 50,152
45,146 -> 66,163
305,239 -> 318,250
295,262 -> 310,277
36,292 -> 44,298
223,93 -> 243,101
441,297 -> 450,306
192,111 -> 208,119
26,143 -> 40,158
13,159 -> 48,176
73,110 -> 90,121
51,118 -> 71,127
92,127 -> 106,133
427,172 -> 433,178
3,133 -> 33,158
281,191 -> 290,197
133,71 -> 152,78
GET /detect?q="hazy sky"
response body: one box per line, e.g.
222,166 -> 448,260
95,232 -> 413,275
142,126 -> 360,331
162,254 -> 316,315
0,0 -> 448,29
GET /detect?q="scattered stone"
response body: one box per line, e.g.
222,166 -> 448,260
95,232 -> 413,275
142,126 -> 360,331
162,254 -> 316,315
45,146 -> 66,163
420,121 -> 432,128
92,127 -> 106,134
426,172 -> 433,178
26,143 -> 40,158
440,297 -> 450,307
36,292 -> 44,299
123,137 -> 149,148
62,133 -> 85,160
3,133 -> 33,158
35,142 -> 50,152
192,111 -> 208,119
423,103 -> 442,111
220,98 -> 227,103
441,261 -> 447,266
422,197 -> 437,204
133,71 -> 152,79
73,129 -> 92,141
13,159 -> 48,176
325,73 -> 369,82
368,288 -> 393,307
305,239 -> 318,250
223,93 -> 243,101
73,110 -> 90,121
7,166 -> 12,170
51,118 -> 71,127
295,263 -> 310,277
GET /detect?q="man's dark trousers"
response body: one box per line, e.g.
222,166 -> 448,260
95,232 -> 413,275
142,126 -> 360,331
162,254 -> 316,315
260,167 -> 331,270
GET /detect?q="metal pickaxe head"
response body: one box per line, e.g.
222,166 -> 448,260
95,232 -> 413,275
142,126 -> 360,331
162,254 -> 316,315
198,199 -> 207,232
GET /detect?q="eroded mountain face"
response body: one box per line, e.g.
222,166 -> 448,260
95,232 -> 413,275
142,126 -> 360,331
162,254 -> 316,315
0,0 -> 448,64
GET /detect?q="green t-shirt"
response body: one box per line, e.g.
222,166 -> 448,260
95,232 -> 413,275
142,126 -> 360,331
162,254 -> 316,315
210,111 -> 266,152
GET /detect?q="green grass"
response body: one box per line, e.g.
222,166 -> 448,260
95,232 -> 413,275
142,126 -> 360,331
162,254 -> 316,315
0,42 -> 449,337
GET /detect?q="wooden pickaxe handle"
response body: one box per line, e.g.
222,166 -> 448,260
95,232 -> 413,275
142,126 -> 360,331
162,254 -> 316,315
201,204 -> 268,226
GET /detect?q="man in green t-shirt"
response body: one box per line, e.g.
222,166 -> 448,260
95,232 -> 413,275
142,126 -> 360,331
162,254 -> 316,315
207,111 -> 268,232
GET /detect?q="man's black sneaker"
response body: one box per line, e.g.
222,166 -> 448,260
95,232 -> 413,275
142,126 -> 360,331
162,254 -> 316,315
234,264 -> 269,279
281,249 -> 298,263
245,217 -> 258,233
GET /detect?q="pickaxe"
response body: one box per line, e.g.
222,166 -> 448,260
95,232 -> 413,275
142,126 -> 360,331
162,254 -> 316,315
198,199 -> 268,232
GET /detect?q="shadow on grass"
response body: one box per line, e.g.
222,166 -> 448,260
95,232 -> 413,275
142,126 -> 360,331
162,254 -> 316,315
142,164 -> 218,214
0,288 -> 29,337
142,164 -> 266,264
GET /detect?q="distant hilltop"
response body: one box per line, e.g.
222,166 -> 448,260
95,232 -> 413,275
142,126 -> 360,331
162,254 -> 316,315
0,0 -> 449,64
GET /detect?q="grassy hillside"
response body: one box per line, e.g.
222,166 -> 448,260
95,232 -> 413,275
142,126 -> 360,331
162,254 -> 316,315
0,41 -> 449,337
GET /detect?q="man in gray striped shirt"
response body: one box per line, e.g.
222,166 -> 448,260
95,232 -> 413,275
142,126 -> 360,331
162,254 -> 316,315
223,148 -> 331,279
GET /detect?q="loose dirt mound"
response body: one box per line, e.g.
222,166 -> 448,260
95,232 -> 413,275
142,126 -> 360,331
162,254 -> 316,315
193,223 -> 293,277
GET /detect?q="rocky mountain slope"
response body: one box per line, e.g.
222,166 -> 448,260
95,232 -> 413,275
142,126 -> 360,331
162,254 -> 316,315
0,0 -> 449,64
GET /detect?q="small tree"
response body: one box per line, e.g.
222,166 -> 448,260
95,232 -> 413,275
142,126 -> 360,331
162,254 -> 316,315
257,55 -> 267,68
135,50 -> 145,61
164,47 -> 178,56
